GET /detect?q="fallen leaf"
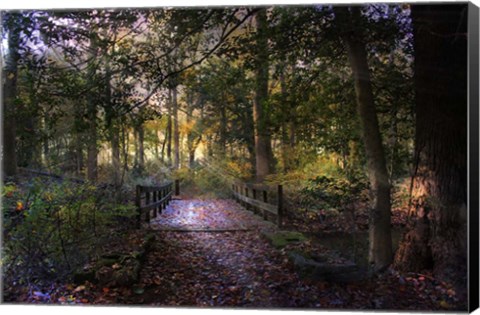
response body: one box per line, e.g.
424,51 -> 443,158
73,285 -> 86,293
439,300 -> 450,309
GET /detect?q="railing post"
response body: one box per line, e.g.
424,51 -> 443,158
162,187 -> 168,210
277,184 -> 283,227
135,185 -> 141,228
153,190 -> 157,218
159,188 -> 164,213
175,179 -> 180,196
252,188 -> 258,214
145,191 -> 151,222
261,189 -> 267,220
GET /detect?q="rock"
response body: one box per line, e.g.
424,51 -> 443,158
73,233 -> 155,285
287,251 -> 367,283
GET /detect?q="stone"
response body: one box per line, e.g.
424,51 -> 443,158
287,251 -> 367,283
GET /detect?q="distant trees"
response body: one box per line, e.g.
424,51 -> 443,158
2,13 -> 21,177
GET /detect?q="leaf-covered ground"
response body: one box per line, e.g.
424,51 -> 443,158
147,199 -> 277,231
6,198 -> 466,311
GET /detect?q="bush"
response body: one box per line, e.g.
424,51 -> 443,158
2,178 -> 137,286
299,171 -> 369,214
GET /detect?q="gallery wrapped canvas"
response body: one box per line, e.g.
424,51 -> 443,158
1,0 -> 479,313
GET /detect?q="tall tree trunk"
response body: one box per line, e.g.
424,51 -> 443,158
186,95 -> 198,168
161,125 -> 167,163
335,6 -> 392,271
76,138 -> 84,176
133,127 -> 138,167
121,124 -> 129,172
253,9 -> 272,182
3,13 -> 20,177
111,123 -> 121,185
71,98 -> 85,175
138,123 -> 145,169
167,89 -> 173,166
21,70 -> 42,169
279,63 -> 290,173
104,64 -> 121,185
219,100 -> 227,156
86,99 -> 98,181
394,4 -> 468,287
154,125 -> 160,160
172,86 -> 180,169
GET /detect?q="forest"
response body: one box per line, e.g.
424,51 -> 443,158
1,3 -> 473,311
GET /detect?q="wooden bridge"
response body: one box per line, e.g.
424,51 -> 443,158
136,179 -> 283,228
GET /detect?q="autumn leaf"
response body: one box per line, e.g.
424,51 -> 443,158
73,285 -> 86,293
44,192 -> 53,201
112,263 -> 121,269
16,201 -> 24,211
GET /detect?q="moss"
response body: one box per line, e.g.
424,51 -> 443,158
264,230 -> 307,249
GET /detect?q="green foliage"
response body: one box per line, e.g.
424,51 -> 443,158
2,178 -> 136,285
299,171 -> 369,213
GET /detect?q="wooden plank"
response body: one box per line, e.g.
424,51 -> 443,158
139,191 -> 173,211
233,181 -> 269,192
148,228 -> 252,232
232,191 -> 278,215
138,182 -> 173,193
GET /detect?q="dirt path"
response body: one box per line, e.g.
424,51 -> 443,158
133,199 -> 323,307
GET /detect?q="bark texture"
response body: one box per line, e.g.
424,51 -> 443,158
394,5 -> 468,286
335,6 -> 393,271
172,86 -> 180,169
253,9 -> 273,182
138,123 -> 145,169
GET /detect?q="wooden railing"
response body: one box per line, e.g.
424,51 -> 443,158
135,179 -> 179,227
231,181 -> 283,227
